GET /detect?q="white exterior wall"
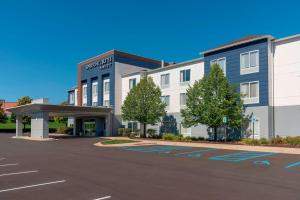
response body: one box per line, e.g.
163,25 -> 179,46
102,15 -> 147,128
114,62 -> 148,115
274,37 -> 300,106
148,61 -> 205,113
121,74 -> 142,104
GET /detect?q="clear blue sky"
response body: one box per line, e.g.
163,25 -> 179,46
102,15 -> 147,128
0,0 -> 299,103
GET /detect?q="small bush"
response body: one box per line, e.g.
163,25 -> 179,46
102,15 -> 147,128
162,133 -> 178,141
241,138 -> 260,145
147,128 -> 157,138
183,136 -> 192,142
259,138 -> 269,145
57,127 -> 72,134
117,128 -> 132,137
284,136 -> 300,146
270,135 -> 284,144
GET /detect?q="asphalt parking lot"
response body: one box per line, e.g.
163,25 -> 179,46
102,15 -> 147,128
1,133 -> 300,200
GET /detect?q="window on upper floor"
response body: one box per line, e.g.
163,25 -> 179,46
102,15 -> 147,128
129,78 -> 136,90
92,81 -> 98,99
82,84 -> 87,106
69,92 -> 75,104
211,58 -> 226,75
161,95 -> 170,110
104,80 -> 110,94
240,50 -> 259,75
180,93 -> 187,108
180,69 -> 190,84
240,81 -> 259,104
160,74 -> 170,89
103,100 -> 110,107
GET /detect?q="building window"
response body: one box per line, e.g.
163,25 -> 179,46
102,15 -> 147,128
240,81 -> 259,104
161,95 -> 170,110
240,50 -> 259,74
160,74 -> 170,89
180,93 -> 187,108
104,80 -> 110,94
69,92 -> 75,104
103,100 -> 110,106
82,84 -> 87,106
92,81 -> 98,106
129,78 -> 136,90
180,69 -> 190,83
211,58 -> 226,75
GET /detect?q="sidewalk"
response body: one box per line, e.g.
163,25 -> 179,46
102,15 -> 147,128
97,137 -> 300,155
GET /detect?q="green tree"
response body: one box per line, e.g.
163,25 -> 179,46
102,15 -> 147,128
17,96 -> 32,131
53,101 -> 68,126
181,64 -> 244,141
121,77 -> 166,138
0,102 -> 6,123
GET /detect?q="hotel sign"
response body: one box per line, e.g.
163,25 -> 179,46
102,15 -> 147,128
85,57 -> 113,70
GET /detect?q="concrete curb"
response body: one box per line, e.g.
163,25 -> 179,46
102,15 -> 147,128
12,136 -> 57,141
98,137 -> 300,155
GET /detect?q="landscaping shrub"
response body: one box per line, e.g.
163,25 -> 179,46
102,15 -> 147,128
162,133 -> 178,141
117,128 -> 132,137
270,135 -> 284,145
284,136 -> 300,146
241,138 -> 260,145
147,128 -> 157,138
182,136 -> 192,142
259,138 -> 269,145
57,127 -> 72,134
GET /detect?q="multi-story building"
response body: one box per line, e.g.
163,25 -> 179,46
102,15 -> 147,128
69,34 -> 300,139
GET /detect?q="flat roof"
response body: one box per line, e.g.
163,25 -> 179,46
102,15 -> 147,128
78,50 -> 163,66
7,104 -> 112,117
121,57 -> 203,78
201,35 -> 274,55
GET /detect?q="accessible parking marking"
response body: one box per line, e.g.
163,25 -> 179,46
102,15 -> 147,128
209,151 -> 277,162
0,170 -> 38,177
122,145 -> 192,154
0,163 -> 18,167
175,148 -> 217,158
93,196 -> 111,200
0,180 -> 66,193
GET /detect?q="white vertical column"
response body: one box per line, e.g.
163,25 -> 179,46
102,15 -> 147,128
16,115 -> 23,137
31,112 -> 49,139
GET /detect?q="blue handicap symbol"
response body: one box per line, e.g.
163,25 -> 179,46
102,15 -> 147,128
253,160 -> 271,165
285,161 -> 300,169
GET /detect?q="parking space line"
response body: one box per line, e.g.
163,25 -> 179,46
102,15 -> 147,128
0,180 -> 66,193
93,196 -> 111,200
0,163 -> 18,167
0,170 -> 38,177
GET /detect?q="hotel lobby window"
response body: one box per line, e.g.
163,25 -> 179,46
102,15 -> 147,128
92,81 -> 98,107
104,79 -> 110,94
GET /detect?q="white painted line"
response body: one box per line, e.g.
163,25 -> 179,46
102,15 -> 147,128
0,170 -> 38,177
94,196 -> 111,200
0,163 -> 19,167
0,158 -> 6,161
0,180 -> 66,193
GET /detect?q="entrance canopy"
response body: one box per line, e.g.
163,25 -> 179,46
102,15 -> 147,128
7,104 -> 113,139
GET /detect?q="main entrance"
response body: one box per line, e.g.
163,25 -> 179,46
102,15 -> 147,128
83,121 -> 96,137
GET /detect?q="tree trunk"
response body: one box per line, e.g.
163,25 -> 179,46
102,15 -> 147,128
143,123 -> 147,138
214,127 -> 217,141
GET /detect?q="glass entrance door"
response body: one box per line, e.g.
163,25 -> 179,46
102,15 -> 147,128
83,121 -> 96,137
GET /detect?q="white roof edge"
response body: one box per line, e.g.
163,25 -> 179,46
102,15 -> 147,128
200,35 -> 274,55
273,34 -> 300,43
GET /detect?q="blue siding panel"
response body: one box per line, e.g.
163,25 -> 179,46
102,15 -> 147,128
204,39 -> 269,107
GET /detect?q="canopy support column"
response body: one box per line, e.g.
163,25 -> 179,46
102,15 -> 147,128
16,115 -> 23,137
31,112 -> 49,139
105,114 -> 112,136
